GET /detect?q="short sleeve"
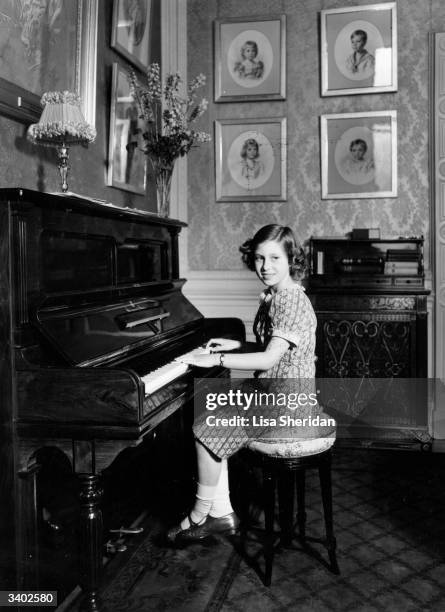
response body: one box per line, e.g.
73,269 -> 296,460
270,287 -> 315,347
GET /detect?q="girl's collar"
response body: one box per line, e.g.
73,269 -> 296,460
259,282 -> 304,302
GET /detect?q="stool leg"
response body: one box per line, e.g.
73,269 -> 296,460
318,455 -> 339,574
296,470 -> 306,545
263,467 -> 276,587
277,470 -> 295,546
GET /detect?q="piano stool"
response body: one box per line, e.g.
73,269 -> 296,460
240,436 -> 340,586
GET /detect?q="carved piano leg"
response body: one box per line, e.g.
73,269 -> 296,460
17,461 -> 41,589
78,473 -> 103,612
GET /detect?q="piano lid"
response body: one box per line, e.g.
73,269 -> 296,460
6,188 -> 204,365
35,290 -> 203,367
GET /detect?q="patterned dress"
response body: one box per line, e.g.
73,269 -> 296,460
193,283 -> 335,458
253,284 -> 317,378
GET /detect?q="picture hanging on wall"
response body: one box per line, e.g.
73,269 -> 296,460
321,2 -> 397,96
107,62 -> 146,194
0,0 -> 98,124
320,110 -> 397,199
215,117 -> 287,202
111,0 -> 152,72
214,15 -> 286,102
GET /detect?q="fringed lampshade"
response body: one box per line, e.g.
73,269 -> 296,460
27,91 -> 96,193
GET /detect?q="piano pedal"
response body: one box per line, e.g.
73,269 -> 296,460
105,525 -> 144,555
109,526 -> 144,536
105,538 -> 127,554
105,540 -> 123,555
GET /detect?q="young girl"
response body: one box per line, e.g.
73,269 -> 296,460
167,224 -> 331,544
239,138 -> 264,182
234,40 -> 264,80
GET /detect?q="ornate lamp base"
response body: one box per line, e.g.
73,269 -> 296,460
57,142 -> 70,193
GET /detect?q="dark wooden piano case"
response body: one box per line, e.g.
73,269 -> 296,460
0,189 -> 244,610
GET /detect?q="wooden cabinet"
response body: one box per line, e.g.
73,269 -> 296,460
307,237 -> 429,378
307,237 -> 431,450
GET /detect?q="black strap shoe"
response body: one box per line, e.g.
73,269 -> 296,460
167,512 -> 240,545
166,514 -> 206,544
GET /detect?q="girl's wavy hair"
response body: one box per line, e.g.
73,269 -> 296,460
349,138 -> 367,152
351,29 -> 367,44
240,138 -> 260,159
241,40 -> 258,58
239,224 -> 307,278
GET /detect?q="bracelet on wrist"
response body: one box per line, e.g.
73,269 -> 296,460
219,353 -> 225,367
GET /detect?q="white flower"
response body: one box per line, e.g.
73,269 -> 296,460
129,63 -> 211,165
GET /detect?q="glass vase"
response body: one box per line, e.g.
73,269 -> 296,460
155,163 -> 174,218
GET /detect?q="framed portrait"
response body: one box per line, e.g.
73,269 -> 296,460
0,0 -> 97,124
107,63 -> 146,194
111,0 -> 152,72
321,111 -> 397,199
320,2 -> 397,96
215,118 -> 286,202
214,15 -> 286,102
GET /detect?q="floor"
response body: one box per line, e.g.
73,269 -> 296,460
57,447 -> 445,612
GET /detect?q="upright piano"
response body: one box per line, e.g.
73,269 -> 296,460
0,189 -> 244,610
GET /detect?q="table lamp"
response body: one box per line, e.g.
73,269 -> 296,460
27,91 -> 96,193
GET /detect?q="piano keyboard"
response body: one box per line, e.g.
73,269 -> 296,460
141,346 -> 210,395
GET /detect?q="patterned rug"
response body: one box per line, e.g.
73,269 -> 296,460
92,449 -> 445,612
97,526 -> 241,611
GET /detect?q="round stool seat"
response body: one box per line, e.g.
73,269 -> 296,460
247,435 -> 336,459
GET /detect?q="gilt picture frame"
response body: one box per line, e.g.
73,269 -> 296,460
0,0 -> 98,124
321,2 -> 397,96
214,15 -> 286,102
107,62 -> 146,194
215,117 -> 287,202
321,110 -> 397,199
111,0 -> 152,72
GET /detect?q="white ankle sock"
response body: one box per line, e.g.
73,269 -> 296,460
180,482 -> 216,530
209,460 -> 234,518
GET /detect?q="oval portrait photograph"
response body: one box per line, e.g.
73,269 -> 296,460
334,19 -> 384,81
334,126 -> 375,186
227,29 -> 273,88
321,4 -> 397,96
227,130 -> 275,190
321,110 -> 396,199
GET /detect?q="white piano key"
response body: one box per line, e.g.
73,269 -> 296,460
141,346 -> 210,395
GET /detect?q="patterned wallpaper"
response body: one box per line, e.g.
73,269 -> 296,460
187,0 -> 439,272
